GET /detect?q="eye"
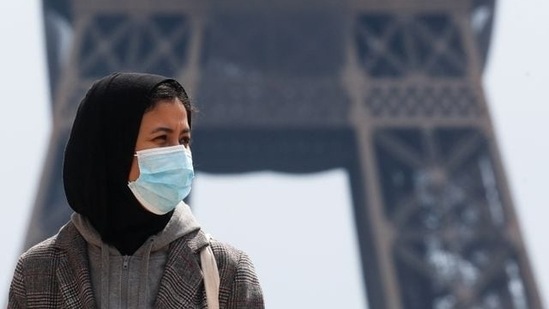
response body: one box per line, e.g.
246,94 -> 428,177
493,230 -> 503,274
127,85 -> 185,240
153,135 -> 168,144
179,136 -> 191,147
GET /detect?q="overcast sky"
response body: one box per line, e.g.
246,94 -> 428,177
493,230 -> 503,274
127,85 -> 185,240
0,0 -> 547,306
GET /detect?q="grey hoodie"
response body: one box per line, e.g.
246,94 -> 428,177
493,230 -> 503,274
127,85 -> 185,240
71,202 -> 201,309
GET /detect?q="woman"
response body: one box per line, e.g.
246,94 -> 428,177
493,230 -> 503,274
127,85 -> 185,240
8,72 -> 264,308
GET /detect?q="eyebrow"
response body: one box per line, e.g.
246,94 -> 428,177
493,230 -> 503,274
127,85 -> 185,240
150,127 -> 191,134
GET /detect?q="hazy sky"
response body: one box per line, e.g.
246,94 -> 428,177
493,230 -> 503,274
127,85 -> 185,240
0,0 -> 547,306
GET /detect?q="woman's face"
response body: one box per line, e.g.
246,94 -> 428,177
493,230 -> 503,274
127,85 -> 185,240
128,99 -> 190,181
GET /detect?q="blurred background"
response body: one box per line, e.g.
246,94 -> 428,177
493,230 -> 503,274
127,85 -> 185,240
0,0 -> 547,308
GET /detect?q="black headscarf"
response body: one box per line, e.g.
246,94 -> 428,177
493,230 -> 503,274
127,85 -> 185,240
63,72 -> 184,255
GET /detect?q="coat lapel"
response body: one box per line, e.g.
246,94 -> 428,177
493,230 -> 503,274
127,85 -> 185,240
154,230 -> 209,308
55,223 -> 97,309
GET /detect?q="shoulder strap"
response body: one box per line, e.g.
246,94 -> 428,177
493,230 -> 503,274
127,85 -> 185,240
200,234 -> 220,309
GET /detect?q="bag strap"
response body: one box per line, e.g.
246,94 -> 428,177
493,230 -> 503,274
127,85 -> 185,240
200,234 -> 220,309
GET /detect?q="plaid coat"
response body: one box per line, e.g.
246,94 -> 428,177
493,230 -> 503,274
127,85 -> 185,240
8,222 -> 264,309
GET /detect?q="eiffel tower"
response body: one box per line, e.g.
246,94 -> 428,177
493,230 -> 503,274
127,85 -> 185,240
27,0 -> 542,307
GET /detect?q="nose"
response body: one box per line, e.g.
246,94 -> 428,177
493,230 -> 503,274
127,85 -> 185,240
167,136 -> 180,147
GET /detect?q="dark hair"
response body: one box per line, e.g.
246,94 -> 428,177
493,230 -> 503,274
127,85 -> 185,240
148,80 -> 196,127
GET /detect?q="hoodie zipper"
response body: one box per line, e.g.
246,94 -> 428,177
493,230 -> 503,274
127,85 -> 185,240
121,256 -> 130,308
123,256 -> 130,270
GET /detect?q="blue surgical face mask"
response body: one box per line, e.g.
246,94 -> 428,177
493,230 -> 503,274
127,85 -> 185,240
128,145 -> 194,215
